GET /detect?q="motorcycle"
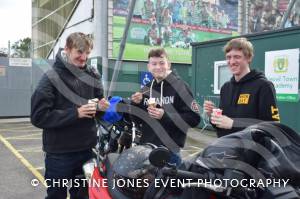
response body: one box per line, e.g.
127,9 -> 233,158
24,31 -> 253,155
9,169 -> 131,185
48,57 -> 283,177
84,98 -> 300,199
83,96 -> 144,199
144,122 -> 300,199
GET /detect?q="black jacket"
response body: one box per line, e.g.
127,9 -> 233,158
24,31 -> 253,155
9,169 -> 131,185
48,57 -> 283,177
31,49 -> 104,153
216,69 -> 280,137
132,72 -> 200,151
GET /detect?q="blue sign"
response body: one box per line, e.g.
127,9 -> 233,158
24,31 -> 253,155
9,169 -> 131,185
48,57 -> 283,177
140,72 -> 153,88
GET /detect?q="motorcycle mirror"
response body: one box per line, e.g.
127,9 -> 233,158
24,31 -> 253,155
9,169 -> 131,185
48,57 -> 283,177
148,147 -> 171,168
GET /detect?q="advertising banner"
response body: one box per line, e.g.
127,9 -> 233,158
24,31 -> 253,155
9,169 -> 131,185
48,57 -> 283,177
265,48 -> 299,102
113,0 -> 238,63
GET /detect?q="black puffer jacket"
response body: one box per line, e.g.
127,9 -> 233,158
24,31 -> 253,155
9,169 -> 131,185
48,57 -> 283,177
31,49 -> 103,153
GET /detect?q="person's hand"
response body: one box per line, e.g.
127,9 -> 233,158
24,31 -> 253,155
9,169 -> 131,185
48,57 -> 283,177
131,92 -> 143,104
97,98 -> 110,112
147,106 -> 164,120
77,103 -> 97,118
210,112 -> 233,129
203,100 -> 215,117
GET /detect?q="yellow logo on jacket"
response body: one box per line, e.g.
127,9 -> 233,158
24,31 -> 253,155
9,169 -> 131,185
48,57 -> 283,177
237,94 -> 250,104
271,106 -> 280,121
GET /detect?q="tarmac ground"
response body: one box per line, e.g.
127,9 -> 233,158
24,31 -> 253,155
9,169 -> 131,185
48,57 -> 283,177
0,118 -> 217,199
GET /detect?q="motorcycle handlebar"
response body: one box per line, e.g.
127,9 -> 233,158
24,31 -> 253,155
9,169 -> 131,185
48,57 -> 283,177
161,167 -> 207,180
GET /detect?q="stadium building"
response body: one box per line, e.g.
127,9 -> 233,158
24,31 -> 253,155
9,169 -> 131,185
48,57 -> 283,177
30,0 -> 299,95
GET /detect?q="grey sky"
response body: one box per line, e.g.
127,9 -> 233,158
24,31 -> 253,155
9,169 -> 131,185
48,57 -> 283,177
0,0 -> 31,48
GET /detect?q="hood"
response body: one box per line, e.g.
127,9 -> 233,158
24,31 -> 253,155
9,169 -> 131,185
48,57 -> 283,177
148,71 -> 180,107
54,49 -> 86,73
53,48 -> 98,78
228,69 -> 266,107
151,71 -> 179,88
230,69 -> 266,84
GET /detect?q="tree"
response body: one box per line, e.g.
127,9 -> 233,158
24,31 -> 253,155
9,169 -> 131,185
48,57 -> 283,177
0,48 -> 8,57
11,37 -> 31,58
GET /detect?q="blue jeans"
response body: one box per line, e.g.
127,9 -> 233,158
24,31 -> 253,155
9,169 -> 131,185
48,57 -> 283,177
44,149 -> 93,199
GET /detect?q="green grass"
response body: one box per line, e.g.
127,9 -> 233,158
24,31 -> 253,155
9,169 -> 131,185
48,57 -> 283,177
112,16 -> 191,63
113,43 -> 192,63
113,15 -> 126,26
113,26 -> 124,40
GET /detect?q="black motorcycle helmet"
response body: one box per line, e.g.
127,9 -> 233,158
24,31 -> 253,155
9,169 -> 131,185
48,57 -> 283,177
186,122 -> 300,199
199,122 -> 300,181
112,144 -> 157,199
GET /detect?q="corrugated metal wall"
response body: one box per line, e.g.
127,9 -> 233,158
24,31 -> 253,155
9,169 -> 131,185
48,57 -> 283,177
0,58 -> 31,117
0,57 -> 191,117
0,58 -> 53,117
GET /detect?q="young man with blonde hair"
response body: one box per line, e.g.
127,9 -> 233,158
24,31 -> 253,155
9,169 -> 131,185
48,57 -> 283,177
31,32 -> 109,199
204,37 -> 280,137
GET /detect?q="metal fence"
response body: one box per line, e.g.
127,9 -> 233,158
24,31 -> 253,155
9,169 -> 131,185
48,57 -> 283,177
0,57 -> 52,117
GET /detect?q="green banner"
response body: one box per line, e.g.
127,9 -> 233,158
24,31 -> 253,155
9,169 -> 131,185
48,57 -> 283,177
113,16 -> 235,63
277,94 -> 300,102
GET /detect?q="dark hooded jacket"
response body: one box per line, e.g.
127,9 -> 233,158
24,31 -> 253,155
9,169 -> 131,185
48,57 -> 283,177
132,72 -> 201,151
215,69 -> 280,137
30,49 -> 104,153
